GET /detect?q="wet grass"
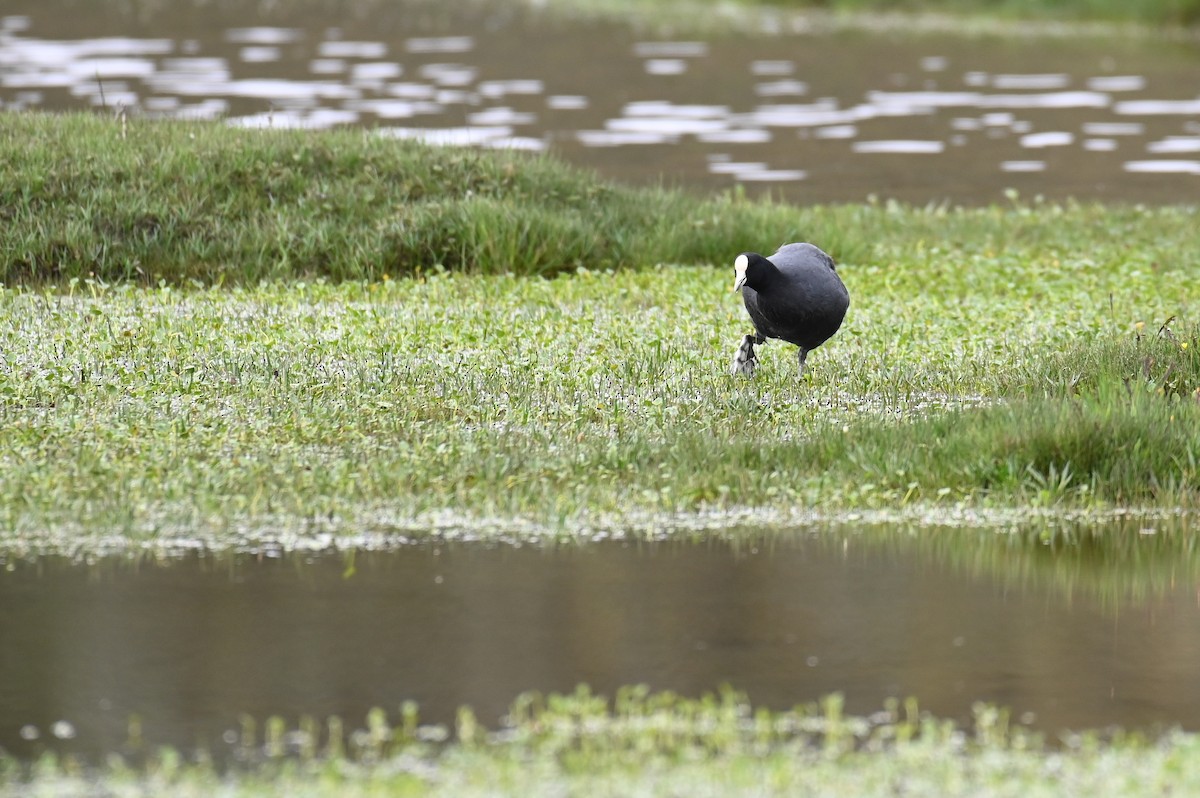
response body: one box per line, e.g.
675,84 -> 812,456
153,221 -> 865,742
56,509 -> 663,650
5,688 -> 1200,797
0,112 -> 1198,546
0,248 -> 1196,546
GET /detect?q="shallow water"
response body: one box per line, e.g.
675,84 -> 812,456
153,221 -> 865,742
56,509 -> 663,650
3,527 -> 1199,760
2,0 -> 1200,203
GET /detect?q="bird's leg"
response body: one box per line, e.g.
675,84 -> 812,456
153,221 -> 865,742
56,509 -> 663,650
796,347 -> 809,376
731,333 -> 765,377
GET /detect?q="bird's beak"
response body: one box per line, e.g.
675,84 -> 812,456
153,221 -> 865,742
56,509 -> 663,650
732,254 -> 749,292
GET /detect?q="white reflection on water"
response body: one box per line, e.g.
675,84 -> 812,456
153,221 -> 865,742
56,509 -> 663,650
577,130 -> 673,147
814,125 -> 857,139
735,168 -> 806,181
479,80 -> 543,98
708,160 -> 767,174
633,41 -> 707,58
547,95 -> 587,110
1147,137 -> 1200,153
1001,160 -> 1047,172
228,108 -> 359,129
405,36 -> 473,54
344,98 -> 433,118
1087,75 -> 1146,92
755,80 -> 808,97
645,59 -> 687,75
318,41 -> 387,59
351,63 -> 403,83
378,125 -> 544,151
417,63 -> 476,86
240,46 -> 280,63
309,59 -> 344,74
698,129 -> 771,144
991,73 -> 1070,90
608,116 -> 728,136
467,107 -> 536,126
1124,160 -> 1200,174
853,140 -> 945,154
225,28 -> 301,45
1020,131 -> 1073,148
1116,99 -> 1200,115
1082,121 -> 1144,136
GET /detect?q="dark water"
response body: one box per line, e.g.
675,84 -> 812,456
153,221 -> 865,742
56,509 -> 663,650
3,529 -> 1200,760
2,0 -> 1200,203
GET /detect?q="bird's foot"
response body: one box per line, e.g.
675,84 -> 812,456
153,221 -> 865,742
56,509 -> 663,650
731,334 -> 759,377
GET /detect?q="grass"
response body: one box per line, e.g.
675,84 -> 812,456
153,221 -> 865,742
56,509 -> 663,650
0,112 -> 869,284
1,114 -> 1199,546
6,687 -> 1200,797
0,240 -> 1196,546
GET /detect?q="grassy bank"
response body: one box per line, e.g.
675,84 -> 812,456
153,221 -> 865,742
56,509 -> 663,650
2,114 -> 1200,546
5,688 -> 1200,797
0,110 -> 1198,543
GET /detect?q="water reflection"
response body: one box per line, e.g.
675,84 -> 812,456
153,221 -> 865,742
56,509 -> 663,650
1,0 -> 1199,203
2,522 -> 1199,761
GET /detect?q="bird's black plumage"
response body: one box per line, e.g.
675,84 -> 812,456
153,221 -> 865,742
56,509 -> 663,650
731,242 -> 849,376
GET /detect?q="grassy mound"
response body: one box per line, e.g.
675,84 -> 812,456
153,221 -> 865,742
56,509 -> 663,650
0,111 -> 866,284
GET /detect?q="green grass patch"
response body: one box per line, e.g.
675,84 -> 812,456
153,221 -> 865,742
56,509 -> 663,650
0,111 -> 868,284
5,688 -> 1200,797
0,266 -> 1196,544
1,113 -> 1199,545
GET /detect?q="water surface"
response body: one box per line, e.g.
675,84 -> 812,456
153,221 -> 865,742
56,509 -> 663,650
3,527 -> 1199,760
3,0 -> 1200,203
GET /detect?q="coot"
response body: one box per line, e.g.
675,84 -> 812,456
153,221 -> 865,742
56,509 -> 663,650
730,242 -> 849,376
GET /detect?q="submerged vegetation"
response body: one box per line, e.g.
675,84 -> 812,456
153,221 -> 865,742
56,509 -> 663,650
6,688 -> 1200,797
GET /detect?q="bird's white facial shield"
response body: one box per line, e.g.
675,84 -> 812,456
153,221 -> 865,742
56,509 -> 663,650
732,254 -> 749,292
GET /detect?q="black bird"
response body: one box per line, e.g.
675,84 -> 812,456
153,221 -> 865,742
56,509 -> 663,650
730,242 -> 849,376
